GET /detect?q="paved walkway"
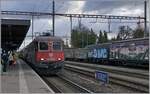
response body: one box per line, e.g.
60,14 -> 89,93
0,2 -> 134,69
0,59 -> 54,93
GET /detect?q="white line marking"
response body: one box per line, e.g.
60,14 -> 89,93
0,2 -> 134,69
18,60 -> 29,93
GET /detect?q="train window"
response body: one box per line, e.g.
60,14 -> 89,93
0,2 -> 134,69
53,42 -> 61,50
39,42 -> 48,50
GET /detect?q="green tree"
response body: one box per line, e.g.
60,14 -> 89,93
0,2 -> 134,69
71,29 -> 77,47
71,24 -> 97,48
98,30 -> 103,43
117,26 -> 132,40
88,28 -> 97,45
132,23 -> 144,38
103,30 -> 108,43
98,30 -> 108,43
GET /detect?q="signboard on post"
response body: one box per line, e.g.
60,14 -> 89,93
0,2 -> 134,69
95,71 -> 109,84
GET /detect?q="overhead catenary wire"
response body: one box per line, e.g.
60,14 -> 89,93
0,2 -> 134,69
1,11 -> 145,20
2,1 -> 147,39
33,0 -> 53,38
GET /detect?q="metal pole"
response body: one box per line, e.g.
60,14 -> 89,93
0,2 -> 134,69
70,16 -> 72,32
32,15 -> 34,40
87,31 -> 88,46
78,18 -> 84,48
144,0 -> 147,37
108,19 -> 111,33
70,16 -> 72,47
52,0 -> 55,36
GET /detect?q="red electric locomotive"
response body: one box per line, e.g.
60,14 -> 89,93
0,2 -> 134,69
21,36 -> 64,75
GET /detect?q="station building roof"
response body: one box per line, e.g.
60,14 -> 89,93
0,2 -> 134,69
1,19 -> 30,51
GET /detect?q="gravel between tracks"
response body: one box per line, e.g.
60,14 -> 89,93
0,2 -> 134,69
44,75 -> 91,93
65,64 -> 149,92
59,69 -> 142,93
65,61 -> 149,77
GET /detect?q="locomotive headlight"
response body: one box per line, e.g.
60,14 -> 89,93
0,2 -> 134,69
58,58 -> 61,60
41,58 -> 44,61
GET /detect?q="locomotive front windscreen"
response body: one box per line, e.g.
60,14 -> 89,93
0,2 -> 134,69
53,42 -> 61,51
39,42 -> 48,50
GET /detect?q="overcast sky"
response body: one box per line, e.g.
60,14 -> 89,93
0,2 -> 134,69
1,0 -> 149,49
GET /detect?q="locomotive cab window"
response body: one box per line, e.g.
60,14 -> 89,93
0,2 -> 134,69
39,42 -> 48,50
53,42 -> 62,51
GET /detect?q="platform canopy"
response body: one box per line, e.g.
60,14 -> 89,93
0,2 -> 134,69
1,19 -> 30,51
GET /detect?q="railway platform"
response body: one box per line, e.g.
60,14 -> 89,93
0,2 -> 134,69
0,59 -> 54,93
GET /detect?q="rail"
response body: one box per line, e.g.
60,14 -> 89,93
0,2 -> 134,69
64,63 -> 149,93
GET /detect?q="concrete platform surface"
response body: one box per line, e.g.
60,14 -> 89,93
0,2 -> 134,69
0,59 -> 54,93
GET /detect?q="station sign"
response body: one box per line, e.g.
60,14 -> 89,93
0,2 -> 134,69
95,71 -> 109,84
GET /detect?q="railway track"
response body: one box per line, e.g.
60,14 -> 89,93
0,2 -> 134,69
65,61 -> 149,79
64,61 -> 149,93
43,75 -> 92,93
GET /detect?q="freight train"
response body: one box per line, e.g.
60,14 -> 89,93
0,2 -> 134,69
20,36 -> 64,75
64,37 -> 149,67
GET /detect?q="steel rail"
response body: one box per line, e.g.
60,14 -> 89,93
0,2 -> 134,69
42,77 -> 63,93
43,75 -> 92,93
64,64 -> 149,93
65,61 -> 149,80
58,75 -> 92,93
